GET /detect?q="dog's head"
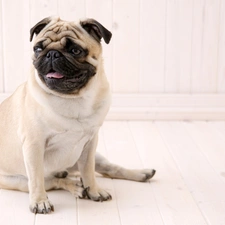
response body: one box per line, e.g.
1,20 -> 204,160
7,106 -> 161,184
30,17 -> 112,95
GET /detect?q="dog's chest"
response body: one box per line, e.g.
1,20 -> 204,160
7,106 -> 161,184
43,106 -> 101,174
44,120 -> 98,174
33,90 -> 109,175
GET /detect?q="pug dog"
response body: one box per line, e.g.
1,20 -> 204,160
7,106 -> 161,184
0,17 -> 156,214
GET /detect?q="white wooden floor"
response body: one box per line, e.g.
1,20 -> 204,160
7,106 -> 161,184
1,121 -> 225,225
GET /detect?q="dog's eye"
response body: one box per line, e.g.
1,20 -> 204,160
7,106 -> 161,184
34,46 -> 43,53
71,48 -> 82,55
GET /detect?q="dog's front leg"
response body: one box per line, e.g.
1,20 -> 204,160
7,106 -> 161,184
78,134 -> 111,201
22,140 -> 54,214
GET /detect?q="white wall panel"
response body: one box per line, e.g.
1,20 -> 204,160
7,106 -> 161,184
177,0 -> 193,93
58,0 -> 86,21
164,0 -> 193,93
201,0 -> 221,93
30,0 -> 58,26
140,0 -> 166,93
0,0 -> 4,92
2,0 -> 30,92
192,0 -> 221,93
191,0 -> 205,93
22,0 -> 32,90
218,0 -> 225,92
113,0 -> 140,93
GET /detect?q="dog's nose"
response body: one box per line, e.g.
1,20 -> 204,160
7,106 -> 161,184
46,50 -> 61,59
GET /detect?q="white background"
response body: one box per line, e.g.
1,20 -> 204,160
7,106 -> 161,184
0,0 -> 225,119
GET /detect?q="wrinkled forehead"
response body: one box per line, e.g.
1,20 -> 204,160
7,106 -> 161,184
34,20 -> 98,51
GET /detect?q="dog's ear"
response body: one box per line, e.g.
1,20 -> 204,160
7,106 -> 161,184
80,19 -> 112,44
30,17 -> 52,42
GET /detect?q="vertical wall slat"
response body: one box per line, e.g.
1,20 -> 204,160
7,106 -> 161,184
192,0 -> 221,93
200,0 -> 221,93
2,0 -> 30,92
30,0 -> 58,26
139,0 -> 166,93
217,0 -> 225,92
113,0 -> 140,93
165,0 -> 179,93
177,0 -> 193,93
23,0 -> 32,86
0,0 -> 4,92
85,0 -> 112,28
191,0 -> 204,93
85,0 -> 113,86
58,0 -> 86,21
165,0 -> 193,93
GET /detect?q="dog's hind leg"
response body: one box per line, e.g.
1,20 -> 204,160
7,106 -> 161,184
0,175 -> 83,196
95,152 -> 156,182
0,175 -> 29,192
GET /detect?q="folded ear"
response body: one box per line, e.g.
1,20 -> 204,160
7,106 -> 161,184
80,19 -> 112,44
30,17 -> 52,42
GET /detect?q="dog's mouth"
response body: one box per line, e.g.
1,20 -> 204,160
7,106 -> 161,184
46,71 -> 64,79
34,56 -> 96,94
40,68 -> 93,94
45,70 -> 86,82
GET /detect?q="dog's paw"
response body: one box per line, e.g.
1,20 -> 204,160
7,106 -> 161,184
29,199 -> 54,214
59,178 -> 84,198
140,169 -> 156,182
82,186 -> 112,202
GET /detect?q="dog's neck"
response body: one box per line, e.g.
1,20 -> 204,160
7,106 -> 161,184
26,67 -> 110,121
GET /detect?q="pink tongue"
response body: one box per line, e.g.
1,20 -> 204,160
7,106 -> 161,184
46,72 -> 64,79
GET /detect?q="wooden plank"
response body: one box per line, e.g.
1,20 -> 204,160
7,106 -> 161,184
209,121 -> 225,135
192,0 -> 221,93
2,0 -> 30,92
0,0 -> 4,92
129,121 -> 207,225
112,0 -> 139,93
0,190 -> 35,225
183,121 -> 225,174
58,0 -> 85,21
36,190 -> 78,225
139,0 -> 166,93
112,179 -> 164,225
217,0 -> 225,92
102,121 -> 143,168
78,178 -> 121,225
102,121 -> 164,225
85,0 -> 113,87
165,0 -> 193,93
156,121 -> 225,224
